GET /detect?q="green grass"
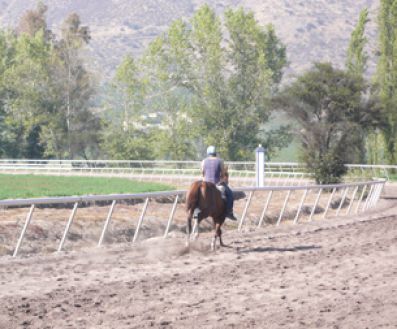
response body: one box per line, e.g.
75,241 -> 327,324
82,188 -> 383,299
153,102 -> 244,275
0,174 -> 175,200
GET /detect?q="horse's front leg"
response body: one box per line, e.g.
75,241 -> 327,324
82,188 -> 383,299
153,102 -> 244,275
186,213 -> 193,247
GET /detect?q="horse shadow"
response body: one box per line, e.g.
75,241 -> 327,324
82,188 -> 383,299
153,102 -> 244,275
238,245 -> 321,253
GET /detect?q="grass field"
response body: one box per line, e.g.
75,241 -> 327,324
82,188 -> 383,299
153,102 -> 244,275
0,174 -> 174,200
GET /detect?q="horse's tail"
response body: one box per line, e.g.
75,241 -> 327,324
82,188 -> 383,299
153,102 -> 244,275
186,180 -> 202,212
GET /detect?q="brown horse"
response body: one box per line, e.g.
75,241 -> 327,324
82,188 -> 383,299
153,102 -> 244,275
186,180 -> 227,250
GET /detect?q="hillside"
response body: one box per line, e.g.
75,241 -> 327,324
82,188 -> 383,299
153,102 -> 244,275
0,0 -> 379,80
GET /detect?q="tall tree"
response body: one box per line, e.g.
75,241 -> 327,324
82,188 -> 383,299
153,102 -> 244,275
347,8 -> 369,77
278,63 -> 382,184
346,8 -> 370,163
16,1 -> 51,40
377,0 -> 397,163
108,5 -> 287,160
3,29 -> 56,158
49,12 -> 97,158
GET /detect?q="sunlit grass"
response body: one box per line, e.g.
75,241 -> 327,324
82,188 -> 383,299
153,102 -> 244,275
0,174 -> 174,200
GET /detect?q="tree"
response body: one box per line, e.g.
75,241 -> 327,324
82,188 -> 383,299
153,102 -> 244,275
278,63 -> 382,184
376,0 -> 397,164
154,6 -> 286,160
16,1 -> 52,40
106,5 -> 287,160
3,29 -> 56,158
51,12 -> 95,158
346,8 -> 370,163
346,8 -> 369,77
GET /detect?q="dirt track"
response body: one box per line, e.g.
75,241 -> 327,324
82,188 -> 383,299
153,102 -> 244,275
0,196 -> 396,328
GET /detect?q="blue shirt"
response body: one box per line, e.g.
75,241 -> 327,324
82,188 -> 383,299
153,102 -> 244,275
202,157 -> 224,184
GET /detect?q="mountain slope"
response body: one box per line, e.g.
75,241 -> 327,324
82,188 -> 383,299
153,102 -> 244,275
0,0 -> 379,80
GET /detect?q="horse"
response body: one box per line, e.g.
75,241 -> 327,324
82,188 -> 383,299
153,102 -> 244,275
186,173 -> 229,251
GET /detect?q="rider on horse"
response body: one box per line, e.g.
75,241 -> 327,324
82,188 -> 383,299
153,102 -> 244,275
201,145 -> 237,221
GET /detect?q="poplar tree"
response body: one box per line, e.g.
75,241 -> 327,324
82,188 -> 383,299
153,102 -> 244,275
346,8 -> 369,77
346,8 -> 370,163
377,0 -> 397,163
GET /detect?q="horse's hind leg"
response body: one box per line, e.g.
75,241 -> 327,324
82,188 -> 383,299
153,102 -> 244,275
211,235 -> 217,251
192,216 -> 199,240
218,226 -> 226,247
211,223 -> 221,251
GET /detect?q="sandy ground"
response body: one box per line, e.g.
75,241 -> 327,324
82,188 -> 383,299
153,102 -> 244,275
0,186 -> 396,328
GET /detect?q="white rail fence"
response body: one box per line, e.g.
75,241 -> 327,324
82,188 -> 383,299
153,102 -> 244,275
0,159 -> 313,186
2,159 -> 393,185
0,178 -> 385,257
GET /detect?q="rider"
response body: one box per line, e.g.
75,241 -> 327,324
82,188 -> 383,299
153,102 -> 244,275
201,145 -> 237,221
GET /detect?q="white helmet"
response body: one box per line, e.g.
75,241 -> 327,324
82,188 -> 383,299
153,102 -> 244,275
207,145 -> 216,156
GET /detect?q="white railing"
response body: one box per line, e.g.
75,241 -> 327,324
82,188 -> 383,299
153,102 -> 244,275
0,159 -> 394,178
0,178 -> 386,257
0,160 -> 314,186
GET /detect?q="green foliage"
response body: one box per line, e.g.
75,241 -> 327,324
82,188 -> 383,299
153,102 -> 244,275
0,5 -> 99,160
107,5 -> 287,161
100,128 -> 154,160
278,63 -> 381,183
0,174 -> 173,199
376,0 -> 397,164
346,8 -> 369,77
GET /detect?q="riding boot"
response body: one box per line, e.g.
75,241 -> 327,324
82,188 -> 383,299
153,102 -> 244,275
225,210 -> 238,221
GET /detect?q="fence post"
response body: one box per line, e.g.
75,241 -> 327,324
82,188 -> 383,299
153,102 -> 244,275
336,187 -> 349,217
98,200 -> 117,247
362,184 -> 374,212
294,189 -> 308,224
13,204 -> 35,257
277,190 -> 291,226
238,191 -> 254,231
355,185 -> 367,214
258,190 -> 273,228
323,187 -> 336,219
309,188 -> 323,221
373,183 -> 384,206
132,198 -> 149,243
346,186 -> 359,215
164,195 -> 179,238
369,184 -> 381,209
58,202 -> 78,252
255,145 -> 265,187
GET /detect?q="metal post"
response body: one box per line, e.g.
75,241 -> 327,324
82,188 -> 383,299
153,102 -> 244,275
238,191 -> 254,231
58,202 -> 78,252
13,204 -> 35,257
293,189 -> 308,224
373,183 -> 384,206
98,200 -> 117,247
355,185 -> 367,214
309,188 -> 322,221
258,191 -> 273,228
362,184 -> 374,212
336,188 -> 349,217
164,195 -> 179,238
132,198 -> 149,243
323,187 -> 336,219
366,184 -> 377,209
368,184 -> 380,209
255,145 -> 265,187
346,186 -> 358,215
276,190 -> 291,226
